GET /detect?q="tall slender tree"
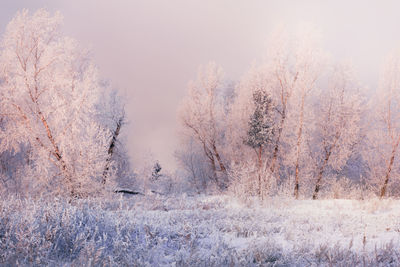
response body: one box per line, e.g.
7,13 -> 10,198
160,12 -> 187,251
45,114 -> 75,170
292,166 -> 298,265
245,89 -> 275,198
179,62 -> 227,189
366,52 -> 400,198
289,29 -> 324,199
311,65 -> 362,199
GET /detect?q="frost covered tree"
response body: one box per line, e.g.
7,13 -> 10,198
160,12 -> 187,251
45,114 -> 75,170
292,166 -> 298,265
366,52 -> 400,198
245,89 -> 274,198
228,26 -> 324,194
267,36 -> 298,175
175,137 -> 211,193
311,65 -> 362,199
287,29 -> 324,199
0,9 -> 124,197
99,90 -> 125,185
179,62 -> 227,189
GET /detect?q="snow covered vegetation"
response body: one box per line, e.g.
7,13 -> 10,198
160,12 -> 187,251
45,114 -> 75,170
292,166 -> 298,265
2,195 -> 400,266
0,9 -> 128,198
2,7 -> 400,266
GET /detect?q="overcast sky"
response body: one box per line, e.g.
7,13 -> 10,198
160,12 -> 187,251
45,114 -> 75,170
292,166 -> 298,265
2,1 -> 400,171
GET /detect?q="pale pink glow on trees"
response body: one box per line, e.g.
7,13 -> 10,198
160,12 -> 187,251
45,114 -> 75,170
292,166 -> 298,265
4,4 -> 400,266
1,6 -> 400,201
222,27 -> 327,197
276,27 -> 325,199
310,65 -> 363,199
366,51 -> 400,198
177,27 -> 370,200
0,9 -> 125,197
179,62 -> 228,190
244,89 -> 275,199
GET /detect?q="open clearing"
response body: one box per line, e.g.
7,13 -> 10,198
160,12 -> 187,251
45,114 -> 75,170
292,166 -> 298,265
1,195 -> 400,266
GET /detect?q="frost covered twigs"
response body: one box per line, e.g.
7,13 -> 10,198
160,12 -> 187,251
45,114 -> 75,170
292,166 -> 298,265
1,195 -> 400,266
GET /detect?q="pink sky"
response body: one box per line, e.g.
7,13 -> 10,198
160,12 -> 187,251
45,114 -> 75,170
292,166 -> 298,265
2,0 -> 400,171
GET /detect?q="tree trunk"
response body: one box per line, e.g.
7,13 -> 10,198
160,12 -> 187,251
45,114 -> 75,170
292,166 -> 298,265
212,142 -> 227,174
210,156 -> 217,181
102,116 -> 123,184
257,146 -> 263,200
313,150 -> 331,200
12,101 -> 76,196
211,141 -> 227,188
203,142 -> 219,187
270,108 -> 286,173
380,145 -> 398,198
271,72 -> 298,174
294,95 -> 305,199
38,110 -> 76,196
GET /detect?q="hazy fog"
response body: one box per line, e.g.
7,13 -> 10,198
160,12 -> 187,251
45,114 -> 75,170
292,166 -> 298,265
2,0 -> 400,171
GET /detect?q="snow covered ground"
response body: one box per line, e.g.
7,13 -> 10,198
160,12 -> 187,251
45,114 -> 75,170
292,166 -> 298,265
1,194 -> 400,266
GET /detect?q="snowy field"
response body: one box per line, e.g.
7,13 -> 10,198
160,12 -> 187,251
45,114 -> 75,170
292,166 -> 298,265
1,195 -> 400,266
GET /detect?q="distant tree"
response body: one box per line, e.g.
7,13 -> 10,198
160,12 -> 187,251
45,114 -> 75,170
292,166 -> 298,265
227,26 -> 325,199
175,137 -> 210,193
179,62 -> 227,189
97,87 -> 127,187
365,52 -> 400,198
152,161 -> 162,181
245,89 -> 275,198
288,29 -> 324,199
102,112 -> 125,185
311,65 -> 362,199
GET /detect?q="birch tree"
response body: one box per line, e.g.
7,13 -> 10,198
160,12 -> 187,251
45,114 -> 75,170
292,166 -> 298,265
179,62 -> 227,189
288,29 -> 324,199
311,65 -> 362,199
366,52 -> 400,198
0,9 -> 123,197
266,30 -> 299,174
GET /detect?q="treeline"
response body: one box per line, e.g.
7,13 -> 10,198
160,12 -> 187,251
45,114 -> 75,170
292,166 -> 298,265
177,27 -> 400,199
2,9 -> 400,200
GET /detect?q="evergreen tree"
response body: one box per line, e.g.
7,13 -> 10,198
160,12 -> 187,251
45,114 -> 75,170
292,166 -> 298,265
246,90 -> 275,149
245,89 -> 275,198
151,161 -> 162,181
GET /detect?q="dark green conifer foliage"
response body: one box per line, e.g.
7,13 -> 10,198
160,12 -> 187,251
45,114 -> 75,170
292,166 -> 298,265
246,90 -> 275,149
